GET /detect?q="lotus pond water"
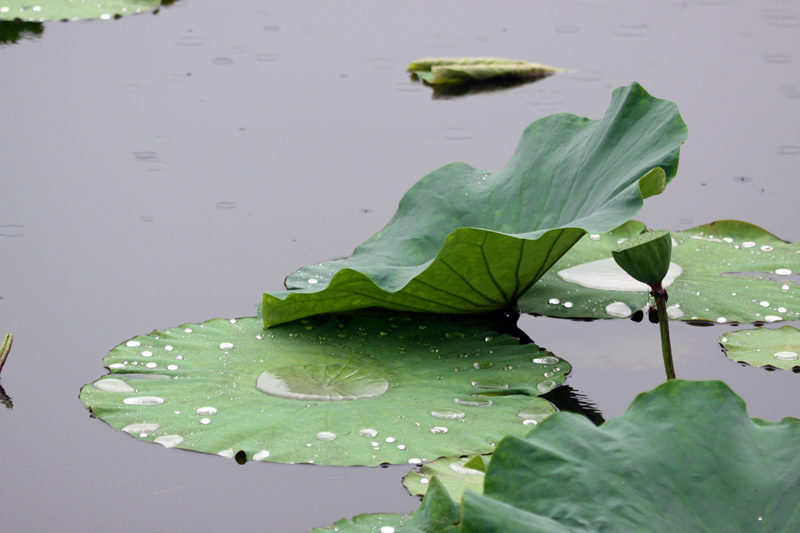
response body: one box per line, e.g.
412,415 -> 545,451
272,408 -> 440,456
2,1 -> 799,531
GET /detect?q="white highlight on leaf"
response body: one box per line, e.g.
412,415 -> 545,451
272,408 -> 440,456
557,258 -> 682,292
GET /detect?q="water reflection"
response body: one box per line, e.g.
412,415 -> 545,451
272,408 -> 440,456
0,382 -> 12,409
0,20 -> 43,47
541,384 -> 605,426
411,73 -> 555,99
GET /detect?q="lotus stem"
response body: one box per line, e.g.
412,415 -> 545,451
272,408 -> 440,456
650,286 -> 676,380
0,334 -> 13,376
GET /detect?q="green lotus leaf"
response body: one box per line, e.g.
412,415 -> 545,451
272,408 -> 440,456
403,453 -> 492,500
408,57 -> 563,85
460,380 -> 800,532
721,325 -> 800,372
0,0 -> 160,21
519,220 -> 800,324
312,477 -> 459,533
80,315 -> 570,467
262,83 -> 688,327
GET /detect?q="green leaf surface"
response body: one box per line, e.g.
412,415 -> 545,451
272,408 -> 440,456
80,315 -> 570,466
0,0 -> 160,21
407,57 -> 563,85
311,512 -> 421,533
262,83 -> 688,327
313,477 -> 459,533
403,454 -> 490,500
721,325 -> 800,372
519,220 -> 800,324
460,380 -> 800,532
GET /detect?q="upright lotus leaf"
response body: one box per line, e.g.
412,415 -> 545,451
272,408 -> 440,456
460,380 -> 800,532
408,57 -> 563,85
0,0 -> 161,21
80,315 -> 570,467
312,477 -> 459,533
721,325 -> 800,372
262,83 -> 688,327
519,219 -> 800,323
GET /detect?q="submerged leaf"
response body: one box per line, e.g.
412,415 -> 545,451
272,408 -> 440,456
461,380 -> 800,532
519,219 -> 800,323
721,325 -> 800,372
80,315 -> 570,466
0,0 -> 161,21
408,57 -> 563,85
262,83 -> 688,327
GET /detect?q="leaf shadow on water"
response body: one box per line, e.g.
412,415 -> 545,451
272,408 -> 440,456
0,20 -> 43,46
0,382 -> 12,409
409,73 -> 555,100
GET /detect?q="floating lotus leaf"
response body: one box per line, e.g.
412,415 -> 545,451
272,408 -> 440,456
519,220 -> 800,324
403,453 -> 493,500
0,0 -> 160,21
312,477 -> 459,533
80,315 -> 570,467
460,380 -> 800,532
262,83 -> 688,327
721,325 -> 800,372
408,57 -> 563,85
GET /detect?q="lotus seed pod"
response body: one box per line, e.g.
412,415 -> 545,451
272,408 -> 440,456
612,230 -> 672,287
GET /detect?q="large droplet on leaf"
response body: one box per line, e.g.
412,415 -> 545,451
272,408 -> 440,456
256,363 -> 389,401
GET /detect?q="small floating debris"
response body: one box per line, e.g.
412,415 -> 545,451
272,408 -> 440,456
407,57 -> 563,85
0,334 -> 12,375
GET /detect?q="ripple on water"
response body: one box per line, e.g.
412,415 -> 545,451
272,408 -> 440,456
0,459 -> 139,503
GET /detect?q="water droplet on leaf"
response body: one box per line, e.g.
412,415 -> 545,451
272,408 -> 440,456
431,408 -> 466,420
606,301 -> 633,318
454,397 -> 492,407
123,396 -> 165,406
154,435 -> 183,448
256,363 -> 389,401
93,378 -> 135,393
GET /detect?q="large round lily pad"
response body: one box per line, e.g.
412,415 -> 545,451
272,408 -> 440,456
519,220 -> 800,324
262,83 -> 687,327
721,325 -> 800,372
0,0 -> 161,21
80,315 -> 570,466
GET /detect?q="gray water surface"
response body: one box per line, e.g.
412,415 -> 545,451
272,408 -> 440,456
1,1 -> 799,531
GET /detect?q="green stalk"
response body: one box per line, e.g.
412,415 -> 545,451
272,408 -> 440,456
0,334 -> 13,376
651,286 -> 676,380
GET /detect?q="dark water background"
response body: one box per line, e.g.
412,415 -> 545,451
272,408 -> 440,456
1,1 -> 798,531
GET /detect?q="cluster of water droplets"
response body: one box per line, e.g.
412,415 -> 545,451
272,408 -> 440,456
0,3 -> 152,22
86,314 -> 575,466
